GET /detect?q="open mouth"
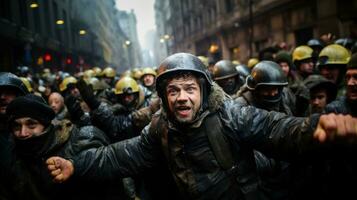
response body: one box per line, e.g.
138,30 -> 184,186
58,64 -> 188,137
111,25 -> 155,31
175,106 -> 191,117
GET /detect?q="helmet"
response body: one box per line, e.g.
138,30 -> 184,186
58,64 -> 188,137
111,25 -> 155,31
88,77 -> 109,91
83,69 -> 95,80
114,76 -> 139,95
92,67 -> 102,77
17,66 -> 30,76
59,76 -> 77,92
0,72 -> 29,95
142,67 -> 157,77
197,56 -> 209,67
132,68 -> 143,80
156,53 -> 213,110
102,67 -> 116,78
307,39 -> 324,48
20,77 -> 33,93
292,45 -> 313,62
246,61 -> 288,90
348,53 -> 357,69
317,44 -> 351,66
121,70 -> 132,78
236,64 -> 251,81
247,58 -> 259,69
275,51 -> 293,67
335,38 -> 354,50
212,60 -> 239,80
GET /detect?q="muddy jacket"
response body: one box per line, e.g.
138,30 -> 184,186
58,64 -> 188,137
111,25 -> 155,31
11,120 -> 128,200
73,84 -> 320,200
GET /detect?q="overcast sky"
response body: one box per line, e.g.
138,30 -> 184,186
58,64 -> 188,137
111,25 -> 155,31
115,0 -> 156,50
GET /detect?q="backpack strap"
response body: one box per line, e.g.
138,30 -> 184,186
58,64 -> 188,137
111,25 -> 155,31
204,114 -> 234,170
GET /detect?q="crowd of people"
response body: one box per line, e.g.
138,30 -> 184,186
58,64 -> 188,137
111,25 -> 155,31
0,37 -> 357,200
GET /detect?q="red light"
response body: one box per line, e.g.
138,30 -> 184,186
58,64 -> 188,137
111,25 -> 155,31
66,58 -> 72,64
44,54 -> 52,61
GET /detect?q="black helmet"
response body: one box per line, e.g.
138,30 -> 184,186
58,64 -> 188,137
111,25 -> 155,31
235,64 -> 251,85
307,39 -> 324,48
0,72 -> 29,95
246,61 -> 288,90
212,60 -> 239,80
348,53 -> 357,69
156,53 -> 212,110
335,38 -> 355,50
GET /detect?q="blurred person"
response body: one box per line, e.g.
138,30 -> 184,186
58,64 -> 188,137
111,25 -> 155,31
6,94 -> 130,200
212,60 -> 242,96
303,75 -> 337,115
48,92 -> 69,125
307,39 -> 325,65
317,44 -> 351,97
0,72 -> 29,199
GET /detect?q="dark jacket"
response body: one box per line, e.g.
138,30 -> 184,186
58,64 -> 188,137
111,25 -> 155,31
11,120 -> 129,200
73,83 -> 320,200
324,96 -> 357,117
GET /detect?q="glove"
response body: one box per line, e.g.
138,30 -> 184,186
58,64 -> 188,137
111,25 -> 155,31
65,95 -> 84,121
76,79 -> 100,110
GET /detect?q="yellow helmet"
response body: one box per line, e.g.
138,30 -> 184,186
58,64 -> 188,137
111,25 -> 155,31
132,68 -> 143,80
142,67 -> 157,77
121,70 -> 133,78
292,45 -> 313,62
114,76 -> 139,95
232,60 -> 241,65
197,56 -> 209,67
247,58 -> 259,69
88,77 -> 109,91
92,67 -> 102,77
83,69 -> 95,80
317,44 -> 351,66
102,67 -> 116,78
59,76 -> 77,92
20,77 -> 33,92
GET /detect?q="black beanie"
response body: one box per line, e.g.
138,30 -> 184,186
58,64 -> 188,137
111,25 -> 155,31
6,94 -> 55,126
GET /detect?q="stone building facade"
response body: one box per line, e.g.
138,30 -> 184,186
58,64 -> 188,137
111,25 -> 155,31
155,0 -> 357,63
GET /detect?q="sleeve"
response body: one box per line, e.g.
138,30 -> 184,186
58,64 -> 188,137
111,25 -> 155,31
90,102 -> 135,141
72,123 -> 161,181
226,102 -> 321,160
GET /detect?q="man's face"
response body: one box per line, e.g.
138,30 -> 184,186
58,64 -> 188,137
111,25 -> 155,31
278,62 -> 290,76
310,89 -> 328,113
0,88 -> 17,114
256,85 -> 280,97
11,117 -> 45,140
299,59 -> 314,75
118,93 -> 136,107
143,74 -> 155,87
48,93 -> 64,114
166,75 -> 201,124
320,66 -> 340,84
346,69 -> 357,101
216,77 -> 238,95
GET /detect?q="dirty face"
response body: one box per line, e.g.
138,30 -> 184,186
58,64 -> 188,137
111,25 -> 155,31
166,74 -> 201,124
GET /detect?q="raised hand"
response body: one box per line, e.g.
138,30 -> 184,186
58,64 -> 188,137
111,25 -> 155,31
313,113 -> 357,143
46,156 -> 74,183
